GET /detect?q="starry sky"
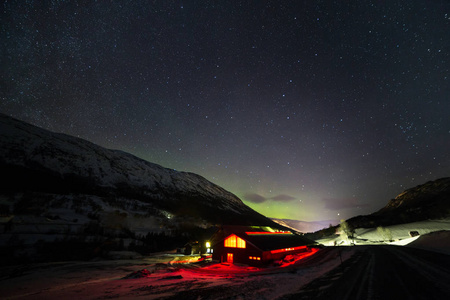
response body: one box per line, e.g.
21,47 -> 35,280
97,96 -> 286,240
1,1 -> 450,222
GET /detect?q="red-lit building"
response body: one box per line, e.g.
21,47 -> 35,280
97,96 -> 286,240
211,225 -> 315,266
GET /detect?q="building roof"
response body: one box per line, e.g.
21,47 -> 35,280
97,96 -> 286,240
212,225 -> 315,252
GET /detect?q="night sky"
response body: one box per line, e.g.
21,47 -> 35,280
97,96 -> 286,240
2,1 -> 449,222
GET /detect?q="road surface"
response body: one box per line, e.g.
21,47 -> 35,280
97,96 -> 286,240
282,245 -> 450,299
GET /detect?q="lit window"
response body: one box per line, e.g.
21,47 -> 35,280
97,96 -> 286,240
224,235 -> 236,247
237,236 -> 246,248
224,235 -> 246,248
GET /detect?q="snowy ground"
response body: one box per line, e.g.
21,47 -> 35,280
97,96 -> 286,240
2,242 -> 450,299
316,219 -> 450,253
2,222 -> 449,299
1,248 -> 354,299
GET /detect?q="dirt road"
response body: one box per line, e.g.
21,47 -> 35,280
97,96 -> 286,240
282,245 -> 450,299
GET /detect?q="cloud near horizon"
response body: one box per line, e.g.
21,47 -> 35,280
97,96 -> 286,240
270,194 -> 296,201
244,193 -> 296,204
322,198 -> 370,211
244,193 -> 267,203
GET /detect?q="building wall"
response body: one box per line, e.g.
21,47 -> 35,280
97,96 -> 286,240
212,233 -> 310,266
212,240 -> 263,265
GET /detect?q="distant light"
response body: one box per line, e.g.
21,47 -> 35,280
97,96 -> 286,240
206,242 -> 211,248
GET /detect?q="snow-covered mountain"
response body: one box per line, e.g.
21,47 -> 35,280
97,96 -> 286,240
305,177 -> 450,245
346,177 -> 450,228
271,218 -> 338,233
0,114 -> 279,240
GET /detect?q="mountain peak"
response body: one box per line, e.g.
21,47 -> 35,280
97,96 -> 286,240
345,177 -> 450,228
382,177 -> 450,212
0,113 -> 279,228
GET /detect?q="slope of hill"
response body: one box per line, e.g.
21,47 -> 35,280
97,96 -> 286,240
375,177 -> 450,217
305,178 -> 450,243
0,114 -> 284,262
347,177 -> 450,228
271,218 -> 338,233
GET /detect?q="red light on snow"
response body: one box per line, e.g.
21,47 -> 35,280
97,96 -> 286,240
245,231 -> 292,235
278,247 -> 320,267
270,245 -> 307,254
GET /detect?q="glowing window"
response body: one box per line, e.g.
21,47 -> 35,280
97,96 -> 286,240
237,236 -> 246,248
224,234 -> 246,248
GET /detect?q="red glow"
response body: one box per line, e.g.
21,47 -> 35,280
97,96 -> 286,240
278,247 -> 319,267
270,245 -> 307,254
245,231 -> 292,235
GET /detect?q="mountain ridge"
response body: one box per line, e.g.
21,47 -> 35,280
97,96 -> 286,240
0,113 -> 281,231
346,177 -> 450,228
303,177 -> 450,241
271,218 -> 339,233
302,177 -> 450,242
